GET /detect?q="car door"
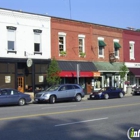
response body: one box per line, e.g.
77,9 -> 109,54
0,90 -> 8,104
6,89 -> 20,103
66,85 -> 76,98
57,85 -> 68,99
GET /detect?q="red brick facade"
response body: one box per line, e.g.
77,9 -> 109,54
51,17 -> 124,62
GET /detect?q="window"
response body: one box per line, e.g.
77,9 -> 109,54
98,37 -> 106,57
7,26 -> 16,51
113,39 -> 121,58
78,35 -> 85,56
58,32 -> 66,55
129,41 -> 135,60
33,29 -> 42,53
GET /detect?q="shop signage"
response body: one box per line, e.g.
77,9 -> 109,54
27,58 -> 33,67
109,52 -> 116,63
93,72 -> 100,77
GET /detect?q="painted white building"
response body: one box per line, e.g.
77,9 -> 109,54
0,8 -> 51,92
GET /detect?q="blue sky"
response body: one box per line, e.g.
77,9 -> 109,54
0,0 -> 140,29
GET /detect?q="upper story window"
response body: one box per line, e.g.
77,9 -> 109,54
78,34 -> 85,57
33,29 -> 42,54
7,26 -> 17,52
98,37 -> 106,58
113,39 -> 121,58
58,32 -> 66,55
129,41 -> 135,60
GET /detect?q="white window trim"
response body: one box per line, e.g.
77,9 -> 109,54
113,39 -> 120,59
98,37 -> 104,58
129,41 -> 135,60
34,32 -> 42,52
7,29 -> 16,51
58,32 -> 66,56
78,34 -> 85,57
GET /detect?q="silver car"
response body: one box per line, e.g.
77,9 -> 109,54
34,84 -> 85,104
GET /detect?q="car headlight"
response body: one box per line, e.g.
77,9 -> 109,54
43,93 -> 50,98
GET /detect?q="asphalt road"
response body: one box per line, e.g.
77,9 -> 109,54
0,95 -> 140,140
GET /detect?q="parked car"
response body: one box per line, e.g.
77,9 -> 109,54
89,87 -> 125,100
0,88 -> 31,106
132,86 -> 140,95
34,84 -> 85,104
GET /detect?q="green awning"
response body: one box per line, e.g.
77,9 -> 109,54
93,62 -> 128,72
98,40 -> 106,47
114,42 -> 121,48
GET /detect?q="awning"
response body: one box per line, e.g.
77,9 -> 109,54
57,61 -> 98,77
59,71 -> 93,77
129,68 -> 140,77
98,40 -> 106,47
114,42 -> 121,48
93,62 -> 128,72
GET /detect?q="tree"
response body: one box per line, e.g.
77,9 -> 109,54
136,29 -> 140,32
46,58 -> 61,86
119,64 -> 128,88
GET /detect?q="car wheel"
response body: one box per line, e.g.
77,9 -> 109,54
119,92 -> 124,98
49,95 -> 56,104
19,98 -> 26,106
75,94 -> 82,102
104,94 -> 109,99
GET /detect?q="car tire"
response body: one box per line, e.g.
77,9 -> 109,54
119,92 -> 124,98
104,94 -> 109,99
75,94 -> 82,102
49,95 -> 56,104
19,98 -> 26,106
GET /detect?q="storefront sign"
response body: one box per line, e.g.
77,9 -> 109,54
125,62 -> 140,68
5,76 -> 11,83
39,76 -> 44,82
93,72 -> 100,77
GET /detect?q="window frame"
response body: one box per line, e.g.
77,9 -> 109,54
98,37 -> 105,58
33,29 -> 42,55
129,41 -> 135,60
7,26 -> 17,54
78,34 -> 85,57
58,32 -> 66,56
113,39 -> 120,59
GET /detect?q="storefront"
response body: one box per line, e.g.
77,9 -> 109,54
93,61 -> 125,91
125,62 -> 140,86
0,58 -> 50,93
58,60 -> 98,94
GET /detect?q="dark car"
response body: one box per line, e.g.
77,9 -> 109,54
89,87 -> 125,100
132,86 -> 140,95
34,84 -> 85,104
0,88 -> 31,106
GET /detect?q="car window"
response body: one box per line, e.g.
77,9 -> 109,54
73,85 -> 80,89
66,85 -> 74,90
46,85 -> 60,91
1,90 -> 8,96
59,86 -> 67,91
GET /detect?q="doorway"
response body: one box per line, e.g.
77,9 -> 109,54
17,76 -> 24,92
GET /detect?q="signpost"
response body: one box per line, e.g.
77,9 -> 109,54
77,64 -> 80,84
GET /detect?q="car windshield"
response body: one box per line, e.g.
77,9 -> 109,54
98,87 -> 108,92
45,85 -> 60,91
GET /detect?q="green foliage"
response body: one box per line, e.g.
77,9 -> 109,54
119,64 -> 128,81
79,52 -> 86,57
60,51 -> 66,56
136,29 -> 140,32
46,58 -> 61,85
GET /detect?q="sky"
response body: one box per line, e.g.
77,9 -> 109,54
0,0 -> 140,29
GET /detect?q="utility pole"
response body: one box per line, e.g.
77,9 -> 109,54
69,0 -> 72,19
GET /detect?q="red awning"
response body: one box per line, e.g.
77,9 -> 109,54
129,68 -> 140,77
59,71 -> 93,77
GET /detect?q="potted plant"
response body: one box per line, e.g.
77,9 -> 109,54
79,52 -> 86,58
60,51 -> 66,56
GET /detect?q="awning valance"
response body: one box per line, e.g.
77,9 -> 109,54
114,42 -> 121,49
129,68 -> 140,77
98,40 -> 106,47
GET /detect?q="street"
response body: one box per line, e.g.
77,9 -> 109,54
0,95 -> 140,140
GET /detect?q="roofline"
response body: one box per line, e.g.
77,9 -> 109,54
0,7 -> 125,30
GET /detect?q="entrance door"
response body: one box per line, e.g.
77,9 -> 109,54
17,76 -> 24,93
